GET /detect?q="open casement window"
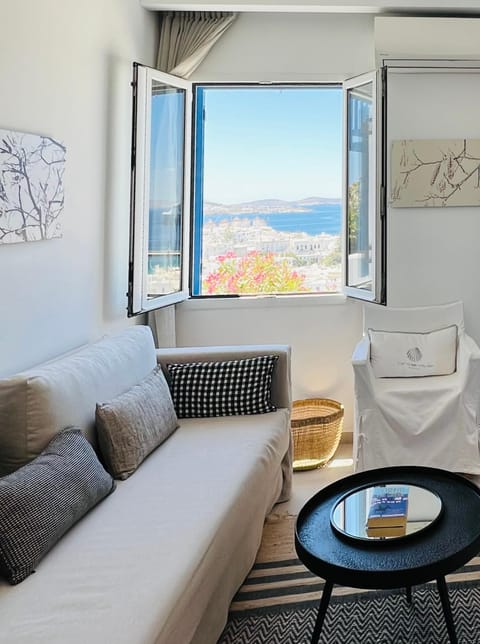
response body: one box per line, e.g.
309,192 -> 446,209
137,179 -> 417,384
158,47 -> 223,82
343,69 -> 386,304
129,67 -> 385,312
128,64 -> 192,316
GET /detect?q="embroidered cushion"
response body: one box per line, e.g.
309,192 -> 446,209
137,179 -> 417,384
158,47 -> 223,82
166,355 -> 278,418
369,325 -> 458,378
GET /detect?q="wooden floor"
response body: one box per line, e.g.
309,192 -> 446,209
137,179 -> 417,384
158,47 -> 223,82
275,443 -> 354,517
275,442 -> 480,518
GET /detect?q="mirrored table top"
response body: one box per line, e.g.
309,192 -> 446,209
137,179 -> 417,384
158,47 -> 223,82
331,482 -> 443,542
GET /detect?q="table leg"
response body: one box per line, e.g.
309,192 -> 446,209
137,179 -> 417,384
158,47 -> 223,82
406,586 -> 412,604
436,576 -> 458,644
311,579 -> 333,644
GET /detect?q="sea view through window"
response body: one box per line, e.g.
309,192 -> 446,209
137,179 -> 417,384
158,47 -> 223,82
201,198 -> 341,294
145,84 -> 343,298
191,84 -> 343,297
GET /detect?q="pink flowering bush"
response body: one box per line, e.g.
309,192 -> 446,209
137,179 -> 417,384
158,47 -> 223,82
203,250 -> 307,295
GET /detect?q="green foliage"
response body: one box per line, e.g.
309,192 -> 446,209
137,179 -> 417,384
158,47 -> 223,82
348,181 -> 360,252
323,238 -> 341,267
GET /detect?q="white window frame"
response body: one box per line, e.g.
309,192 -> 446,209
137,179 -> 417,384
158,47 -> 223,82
128,64 -> 192,316
342,69 -> 386,305
129,68 -> 387,313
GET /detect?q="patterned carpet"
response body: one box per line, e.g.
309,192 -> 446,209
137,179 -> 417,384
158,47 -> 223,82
217,514 -> 480,644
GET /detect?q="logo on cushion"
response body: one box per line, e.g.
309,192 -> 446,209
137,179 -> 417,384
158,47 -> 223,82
407,347 -> 422,362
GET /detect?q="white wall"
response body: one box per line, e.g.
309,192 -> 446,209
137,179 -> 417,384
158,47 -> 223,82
178,14 -> 480,435
175,13 -> 376,434
5,7 -> 475,438
386,69 -> 480,342
375,17 -> 480,339
192,12 -> 375,82
0,0 -> 158,377
177,297 -> 362,434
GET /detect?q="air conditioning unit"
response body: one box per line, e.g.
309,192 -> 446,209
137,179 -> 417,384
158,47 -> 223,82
375,17 -> 480,65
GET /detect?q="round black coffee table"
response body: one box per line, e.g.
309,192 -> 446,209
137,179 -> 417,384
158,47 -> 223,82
295,466 -> 480,644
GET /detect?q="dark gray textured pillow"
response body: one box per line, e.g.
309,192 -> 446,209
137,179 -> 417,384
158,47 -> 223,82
0,427 -> 115,585
166,355 -> 279,418
96,366 -> 178,480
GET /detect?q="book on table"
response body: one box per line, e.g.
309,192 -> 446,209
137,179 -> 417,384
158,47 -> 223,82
366,485 -> 409,529
366,524 -> 407,538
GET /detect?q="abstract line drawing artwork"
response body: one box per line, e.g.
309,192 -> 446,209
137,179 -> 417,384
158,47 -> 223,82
390,139 -> 480,208
0,128 -> 66,243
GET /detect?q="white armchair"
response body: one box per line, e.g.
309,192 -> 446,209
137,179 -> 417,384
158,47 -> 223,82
352,301 -> 480,473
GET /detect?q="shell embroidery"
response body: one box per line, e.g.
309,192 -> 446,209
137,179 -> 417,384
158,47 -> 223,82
407,347 -> 422,362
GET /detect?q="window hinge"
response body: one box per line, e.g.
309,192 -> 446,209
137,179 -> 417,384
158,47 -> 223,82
380,185 -> 386,218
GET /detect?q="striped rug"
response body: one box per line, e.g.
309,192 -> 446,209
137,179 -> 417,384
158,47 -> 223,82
218,513 -> 480,644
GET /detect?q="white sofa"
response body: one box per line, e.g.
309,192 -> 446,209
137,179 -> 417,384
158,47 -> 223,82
0,326 -> 292,644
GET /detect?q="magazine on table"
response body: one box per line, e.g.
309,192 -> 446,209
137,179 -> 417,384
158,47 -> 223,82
366,485 -> 409,528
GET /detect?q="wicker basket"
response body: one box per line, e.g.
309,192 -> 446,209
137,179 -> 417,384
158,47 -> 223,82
291,398 -> 344,471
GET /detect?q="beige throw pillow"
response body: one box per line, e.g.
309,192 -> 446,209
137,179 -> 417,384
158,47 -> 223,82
96,366 -> 178,479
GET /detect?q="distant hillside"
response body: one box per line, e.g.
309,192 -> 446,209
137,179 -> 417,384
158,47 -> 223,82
204,197 -> 341,215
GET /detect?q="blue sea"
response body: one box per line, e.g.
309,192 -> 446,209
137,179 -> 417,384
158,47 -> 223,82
204,203 -> 341,236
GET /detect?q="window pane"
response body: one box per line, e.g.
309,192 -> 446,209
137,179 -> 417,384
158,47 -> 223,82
193,86 -> 342,296
346,82 -> 373,291
147,81 -> 184,299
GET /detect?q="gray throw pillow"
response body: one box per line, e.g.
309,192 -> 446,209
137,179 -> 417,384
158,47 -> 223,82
0,427 -> 115,585
96,366 -> 178,480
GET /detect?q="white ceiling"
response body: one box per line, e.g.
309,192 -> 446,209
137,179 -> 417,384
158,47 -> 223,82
140,0 -> 480,14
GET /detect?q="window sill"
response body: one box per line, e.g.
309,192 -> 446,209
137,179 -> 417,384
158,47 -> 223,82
178,293 -> 347,311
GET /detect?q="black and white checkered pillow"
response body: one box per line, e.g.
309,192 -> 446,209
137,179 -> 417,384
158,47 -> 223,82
0,427 -> 115,585
166,355 -> 278,418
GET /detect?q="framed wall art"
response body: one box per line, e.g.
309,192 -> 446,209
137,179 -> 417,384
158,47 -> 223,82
0,128 -> 66,244
391,138 -> 480,208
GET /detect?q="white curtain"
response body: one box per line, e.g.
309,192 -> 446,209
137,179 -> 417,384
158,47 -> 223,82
148,307 -> 176,348
157,11 -> 237,79
151,12 -> 236,346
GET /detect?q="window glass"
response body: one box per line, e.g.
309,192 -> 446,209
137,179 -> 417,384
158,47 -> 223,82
346,81 -> 374,292
128,65 -> 190,316
192,86 -> 343,297
147,82 -> 184,299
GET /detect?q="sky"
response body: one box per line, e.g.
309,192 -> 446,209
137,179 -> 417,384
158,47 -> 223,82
202,86 -> 343,204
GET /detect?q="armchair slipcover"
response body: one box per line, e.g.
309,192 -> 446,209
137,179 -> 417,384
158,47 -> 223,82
352,301 -> 480,473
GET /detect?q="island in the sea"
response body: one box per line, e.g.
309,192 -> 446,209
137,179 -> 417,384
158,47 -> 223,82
203,196 -> 341,216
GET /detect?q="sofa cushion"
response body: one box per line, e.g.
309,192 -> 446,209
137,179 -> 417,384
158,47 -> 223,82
96,367 -> 178,480
166,355 -> 278,418
0,428 -> 115,585
0,326 -> 157,475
